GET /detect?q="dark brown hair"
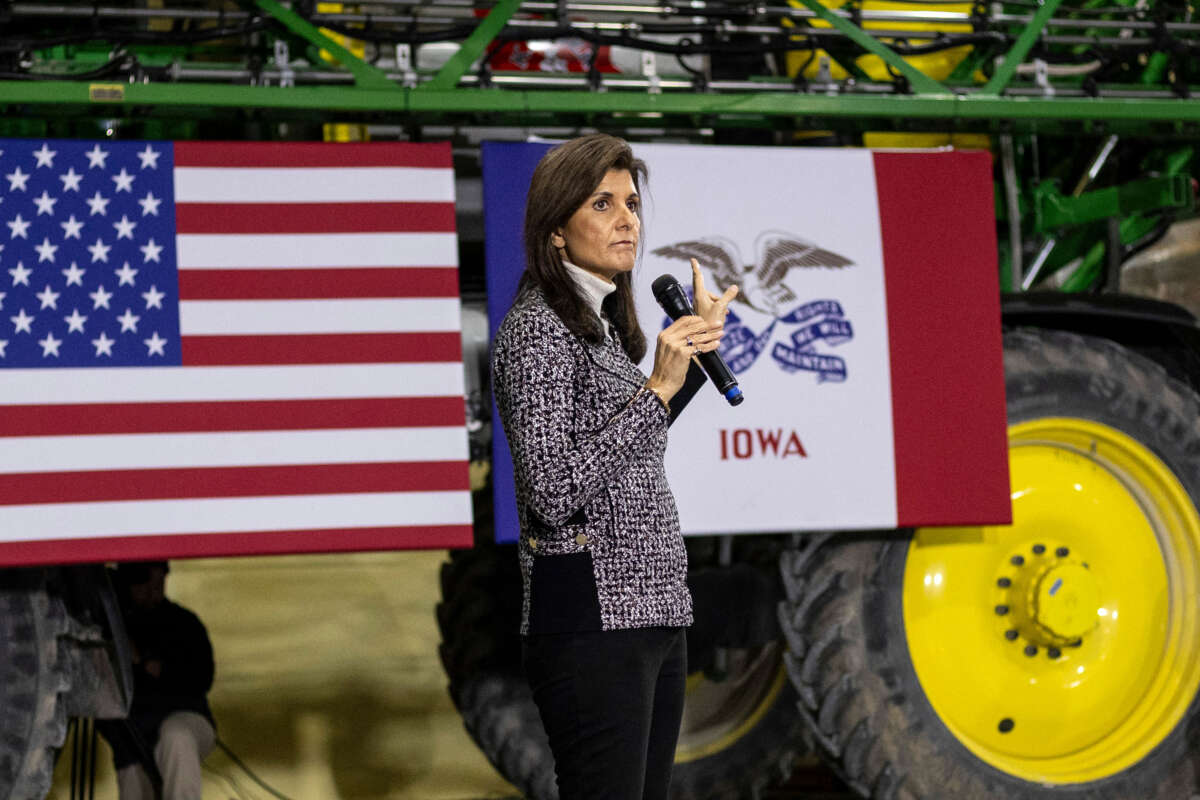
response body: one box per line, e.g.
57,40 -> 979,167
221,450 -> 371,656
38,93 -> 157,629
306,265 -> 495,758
520,134 -> 648,362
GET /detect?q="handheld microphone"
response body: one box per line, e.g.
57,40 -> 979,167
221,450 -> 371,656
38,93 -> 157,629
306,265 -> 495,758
651,274 -> 744,406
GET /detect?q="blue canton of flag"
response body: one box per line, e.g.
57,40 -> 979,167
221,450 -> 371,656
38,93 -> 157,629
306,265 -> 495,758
0,139 -> 180,367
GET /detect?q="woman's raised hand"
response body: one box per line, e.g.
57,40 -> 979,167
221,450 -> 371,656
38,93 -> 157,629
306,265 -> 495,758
690,258 -> 738,327
646,314 -> 724,401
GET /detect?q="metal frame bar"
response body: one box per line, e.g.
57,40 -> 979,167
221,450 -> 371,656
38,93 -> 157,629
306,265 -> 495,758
982,0 -> 1065,95
253,0 -> 397,90
7,80 -> 1200,126
423,0 -> 523,90
789,0 -> 949,95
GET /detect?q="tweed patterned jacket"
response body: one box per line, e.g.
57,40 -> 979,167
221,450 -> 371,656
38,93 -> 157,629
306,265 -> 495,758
492,286 -> 697,635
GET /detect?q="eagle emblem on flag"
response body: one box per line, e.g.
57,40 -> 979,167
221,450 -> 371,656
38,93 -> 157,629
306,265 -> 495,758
652,231 -> 856,382
651,230 -> 853,317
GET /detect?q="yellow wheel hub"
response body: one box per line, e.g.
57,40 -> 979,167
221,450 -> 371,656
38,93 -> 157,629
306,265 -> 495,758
1033,563 -> 1099,641
903,418 -> 1200,784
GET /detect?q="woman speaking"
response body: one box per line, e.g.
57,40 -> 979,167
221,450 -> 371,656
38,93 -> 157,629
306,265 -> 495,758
491,134 -> 737,799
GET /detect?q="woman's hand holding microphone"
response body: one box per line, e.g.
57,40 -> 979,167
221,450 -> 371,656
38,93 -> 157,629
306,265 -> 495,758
646,258 -> 738,402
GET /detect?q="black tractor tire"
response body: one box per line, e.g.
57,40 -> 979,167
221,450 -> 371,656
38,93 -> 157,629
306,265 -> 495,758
0,570 -> 72,800
437,542 -> 807,799
670,642 -> 804,800
437,543 -> 556,800
776,328 -> 1200,799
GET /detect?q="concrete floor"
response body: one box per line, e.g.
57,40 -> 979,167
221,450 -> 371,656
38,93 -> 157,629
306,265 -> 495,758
50,550 -> 518,800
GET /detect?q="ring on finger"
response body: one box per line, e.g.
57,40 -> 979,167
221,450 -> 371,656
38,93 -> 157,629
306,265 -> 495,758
685,336 -> 694,347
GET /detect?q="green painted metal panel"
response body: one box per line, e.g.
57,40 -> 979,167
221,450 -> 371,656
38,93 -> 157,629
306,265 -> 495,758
1035,175 -> 1193,231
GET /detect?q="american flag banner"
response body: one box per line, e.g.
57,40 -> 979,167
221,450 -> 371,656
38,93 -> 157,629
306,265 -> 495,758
0,139 -> 472,566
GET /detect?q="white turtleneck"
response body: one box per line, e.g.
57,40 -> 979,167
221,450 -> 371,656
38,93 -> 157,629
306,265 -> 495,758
564,260 -> 617,336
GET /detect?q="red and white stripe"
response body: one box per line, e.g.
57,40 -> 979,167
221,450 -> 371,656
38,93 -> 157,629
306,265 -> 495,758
0,142 -> 472,566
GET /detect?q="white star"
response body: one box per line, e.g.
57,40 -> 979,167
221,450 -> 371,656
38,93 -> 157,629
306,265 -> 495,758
85,144 -> 110,169
143,331 -> 167,356
36,285 -> 59,310
34,237 -> 57,263
10,308 -> 33,334
142,285 -> 166,309
8,262 -> 31,286
86,191 -> 110,216
114,262 -> 138,286
140,238 -> 163,263
38,332 -> 61,357
32,191 -> 57,216
112,215 -> 137,240
60,215 -> 84,239
64,308 -> 87,333
138,191 -> 162,217
0,340 -> 7,358
137,145 -> 162,170
58,167 -> 83,192
111,168 -> 135,193
32,143 -> 56,168
62,262 -> 85,286
89,284 -> 113,309
0,291 -> 5,309
5,166 -> 29,192
87,238 -> 111,263
91,331 -> 114,357
7,214 -> 30,239
117,307 -> 140,333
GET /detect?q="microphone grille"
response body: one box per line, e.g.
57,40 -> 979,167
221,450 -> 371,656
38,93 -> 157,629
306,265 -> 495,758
651,274 -> 680,301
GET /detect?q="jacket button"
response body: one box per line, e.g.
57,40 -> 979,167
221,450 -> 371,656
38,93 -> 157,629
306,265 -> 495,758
529,538 -> 538,550
575,534 -> 588,546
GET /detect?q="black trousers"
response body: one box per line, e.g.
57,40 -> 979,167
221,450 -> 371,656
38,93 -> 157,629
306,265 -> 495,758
522,626 -> 687,800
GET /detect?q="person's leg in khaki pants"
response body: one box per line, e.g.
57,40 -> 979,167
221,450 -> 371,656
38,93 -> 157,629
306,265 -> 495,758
115,763 -> 155,800
153,711 -> 215,800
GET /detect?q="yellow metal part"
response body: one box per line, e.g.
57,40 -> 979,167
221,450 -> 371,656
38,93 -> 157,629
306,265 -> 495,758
317,2 -> 367,64
861,132 -> 992,150
1034,562 -> 1100,641
903,418 -> 1200,784
317,6 -> 370,149
323,122 -> 370,142
785,0 -> 974,82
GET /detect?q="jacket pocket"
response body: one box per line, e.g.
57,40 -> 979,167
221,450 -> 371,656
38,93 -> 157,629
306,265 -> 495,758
527,551 -> 603,634
528,506 -> 587,544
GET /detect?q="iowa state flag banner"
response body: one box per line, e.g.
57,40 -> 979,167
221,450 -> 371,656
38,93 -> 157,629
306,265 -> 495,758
0,139 -> 472,566
484,141 -> 1010,540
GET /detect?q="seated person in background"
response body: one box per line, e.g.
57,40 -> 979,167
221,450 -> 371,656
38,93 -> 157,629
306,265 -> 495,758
98,561 -> 216,800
